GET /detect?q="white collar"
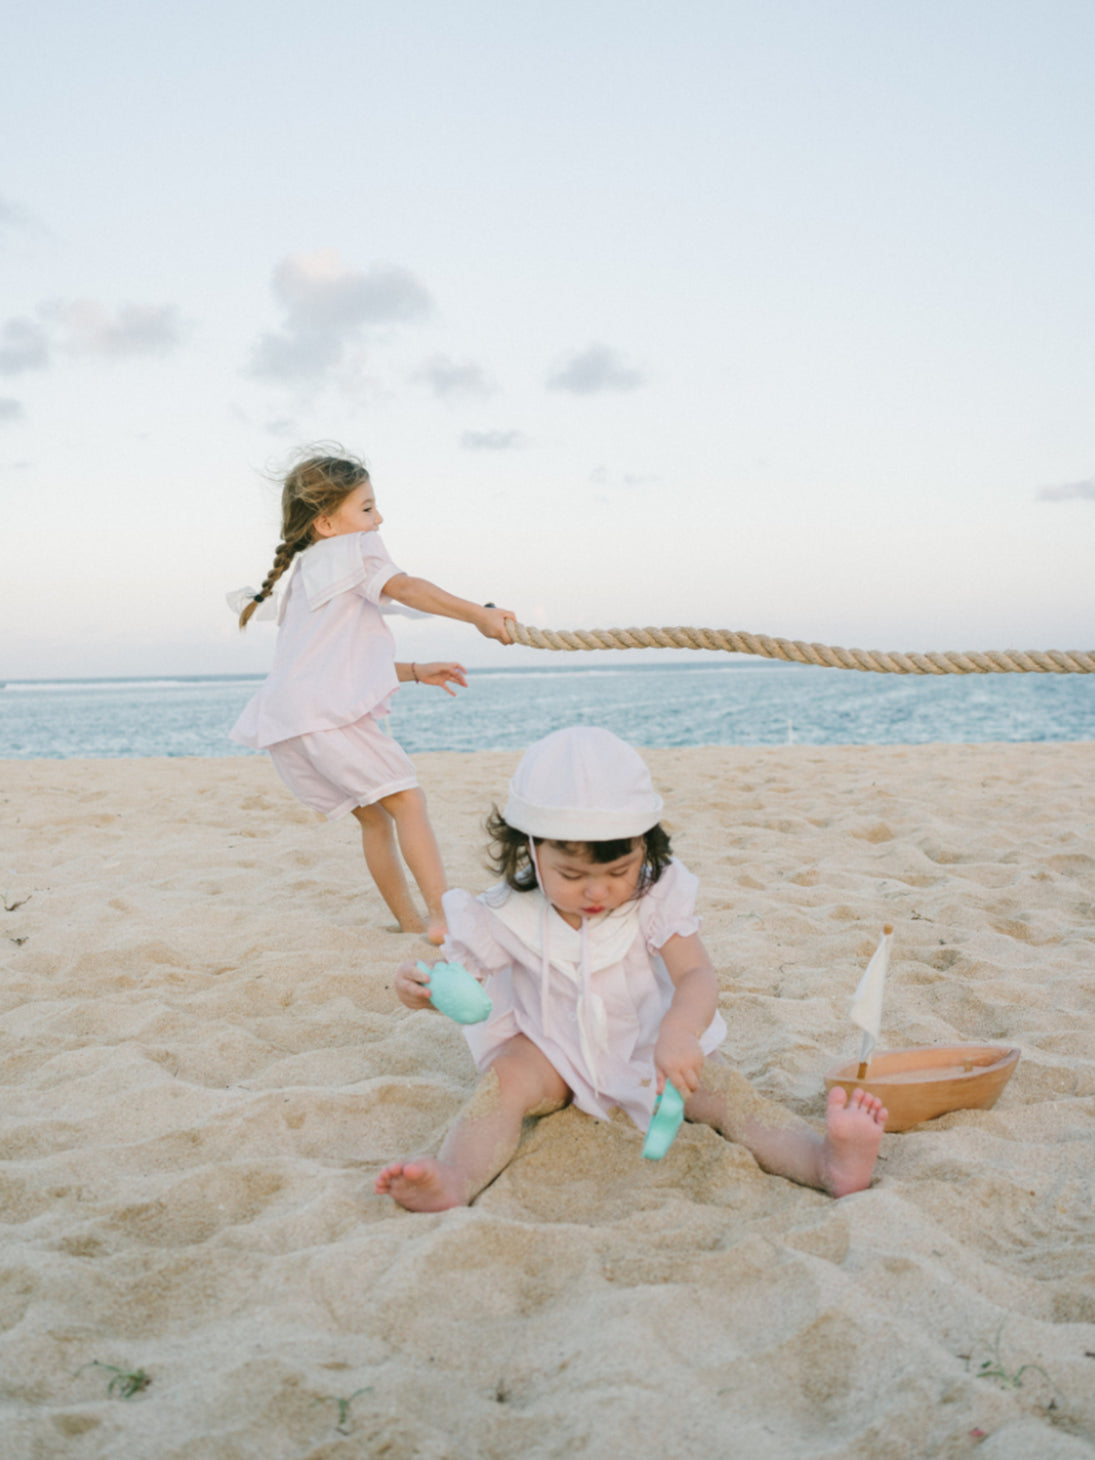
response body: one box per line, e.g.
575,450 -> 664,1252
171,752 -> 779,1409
299,532 -> 381,611
486,885 -> 641,983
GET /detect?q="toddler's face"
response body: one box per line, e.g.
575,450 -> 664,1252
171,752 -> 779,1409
313,482 -> 384,538
536,841 -> 644,929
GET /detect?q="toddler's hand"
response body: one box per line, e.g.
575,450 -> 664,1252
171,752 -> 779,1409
394,958 -> 437,1011
476,606 -> 517,645
654,1021 -> 704,1097
416,661 -> 468,697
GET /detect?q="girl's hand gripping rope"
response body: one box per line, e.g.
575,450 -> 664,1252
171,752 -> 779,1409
476,605 -> 517,644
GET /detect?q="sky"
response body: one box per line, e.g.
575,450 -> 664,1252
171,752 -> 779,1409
3,0 -> 1093,679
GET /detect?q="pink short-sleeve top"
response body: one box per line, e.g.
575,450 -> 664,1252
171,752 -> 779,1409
230,531 -> 403,749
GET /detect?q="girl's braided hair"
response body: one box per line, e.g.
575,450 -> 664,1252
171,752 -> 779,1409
238,447 -> 370,629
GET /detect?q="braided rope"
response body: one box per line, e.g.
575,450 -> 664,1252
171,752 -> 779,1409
509,623 -> 1095,675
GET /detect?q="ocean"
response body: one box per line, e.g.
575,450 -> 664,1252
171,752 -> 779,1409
1,662 -> 1092,759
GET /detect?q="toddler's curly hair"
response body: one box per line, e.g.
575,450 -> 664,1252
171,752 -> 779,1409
485,809 -> 673,896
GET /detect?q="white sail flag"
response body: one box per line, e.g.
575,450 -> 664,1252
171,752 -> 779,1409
849,924 -> 893,1067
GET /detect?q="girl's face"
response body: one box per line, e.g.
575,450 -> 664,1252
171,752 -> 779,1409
536,841 -> 644,929
313,481 -> 384,539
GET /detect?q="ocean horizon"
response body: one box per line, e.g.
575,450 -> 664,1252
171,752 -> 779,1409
2,661 -> 1092,760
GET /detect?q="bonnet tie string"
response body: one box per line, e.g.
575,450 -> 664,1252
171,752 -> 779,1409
576,916 -> 604,1096
529,840 -> 552,1037
527,838 -> 604,1095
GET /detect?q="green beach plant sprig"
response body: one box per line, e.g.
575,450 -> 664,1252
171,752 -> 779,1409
312,1386 -> 372,1434
83,1360 -> 152,1399
968,1322 -> 1056,1396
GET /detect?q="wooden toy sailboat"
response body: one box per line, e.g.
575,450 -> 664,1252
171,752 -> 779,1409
824,925 -> 1020,1133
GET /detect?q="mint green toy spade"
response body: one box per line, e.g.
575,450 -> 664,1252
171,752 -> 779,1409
418,960 -> 492,1025
642,1080 -> 685,1160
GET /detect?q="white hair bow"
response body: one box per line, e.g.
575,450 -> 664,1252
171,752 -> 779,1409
225,586 -> 279,620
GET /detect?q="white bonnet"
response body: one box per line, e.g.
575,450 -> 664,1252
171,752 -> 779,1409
504,726 -> 664,841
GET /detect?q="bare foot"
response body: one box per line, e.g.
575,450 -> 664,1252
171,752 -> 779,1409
819,1086 -> 887,1198
375,1159 -> 467,1212
425,913 -> 447,946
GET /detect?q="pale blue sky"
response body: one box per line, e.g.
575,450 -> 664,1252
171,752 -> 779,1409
3,1 -> 1092,678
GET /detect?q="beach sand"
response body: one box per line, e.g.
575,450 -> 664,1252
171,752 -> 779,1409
2,743 -> 1094,1459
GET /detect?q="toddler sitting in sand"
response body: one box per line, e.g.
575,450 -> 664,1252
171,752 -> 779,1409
376,726 -> 887,1211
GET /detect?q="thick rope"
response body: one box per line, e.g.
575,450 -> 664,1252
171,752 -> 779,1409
509,624 -> 1095,675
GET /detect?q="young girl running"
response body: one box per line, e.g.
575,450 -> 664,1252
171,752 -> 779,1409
376,726 -> 888,1210
230,448 -> 515,943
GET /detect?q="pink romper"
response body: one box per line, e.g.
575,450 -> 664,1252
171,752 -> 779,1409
230,532 -> 416,818
441,859 -> 728,1132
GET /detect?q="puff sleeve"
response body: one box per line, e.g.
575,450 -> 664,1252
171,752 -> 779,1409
638,859 -> 702,952
441,889 -> 513,979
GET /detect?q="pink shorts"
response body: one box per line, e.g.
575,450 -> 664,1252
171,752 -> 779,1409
267,715 -> 418,820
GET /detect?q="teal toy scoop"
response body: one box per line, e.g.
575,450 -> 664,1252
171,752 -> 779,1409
642,1081 -> 685,1160
419,960 -> 492,1025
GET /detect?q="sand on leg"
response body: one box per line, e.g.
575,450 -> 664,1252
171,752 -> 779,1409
375,1035 -> 570,1211
685,1054 -> 886,1197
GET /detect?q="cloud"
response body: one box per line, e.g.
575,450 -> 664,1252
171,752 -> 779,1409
250,250 -> 433,382
414,354 -> 493,398
0,397 -> 24,423
1038,476 -> 1095,502
41,300 -> 183,357
0,317 -> 50,375
546,343 -> 645,395
1,300 -> 183,372
460,429 -> 527,451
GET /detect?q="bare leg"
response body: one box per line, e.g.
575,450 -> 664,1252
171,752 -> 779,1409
375,1035 -> 569,1211
685,1054 -> 886,1198
378,787 -> 448,944
351,802 -> 426,935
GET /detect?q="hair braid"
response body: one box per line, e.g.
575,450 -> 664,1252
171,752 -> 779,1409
237,444 -> 371,631
237,541 -> 299,629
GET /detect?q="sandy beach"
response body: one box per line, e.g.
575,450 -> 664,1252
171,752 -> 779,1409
2,743 -> 1094,1459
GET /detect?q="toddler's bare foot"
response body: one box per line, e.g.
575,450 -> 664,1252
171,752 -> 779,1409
375,1159 -> 467,1212
819,1086 -> 887,1197
425,912 -> 447,946
396,914 -> 427,935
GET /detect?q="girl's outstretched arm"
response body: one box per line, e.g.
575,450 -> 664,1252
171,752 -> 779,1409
654,933 -> 720,1096
383,575 -> 516,644
396,661 -> 469,696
